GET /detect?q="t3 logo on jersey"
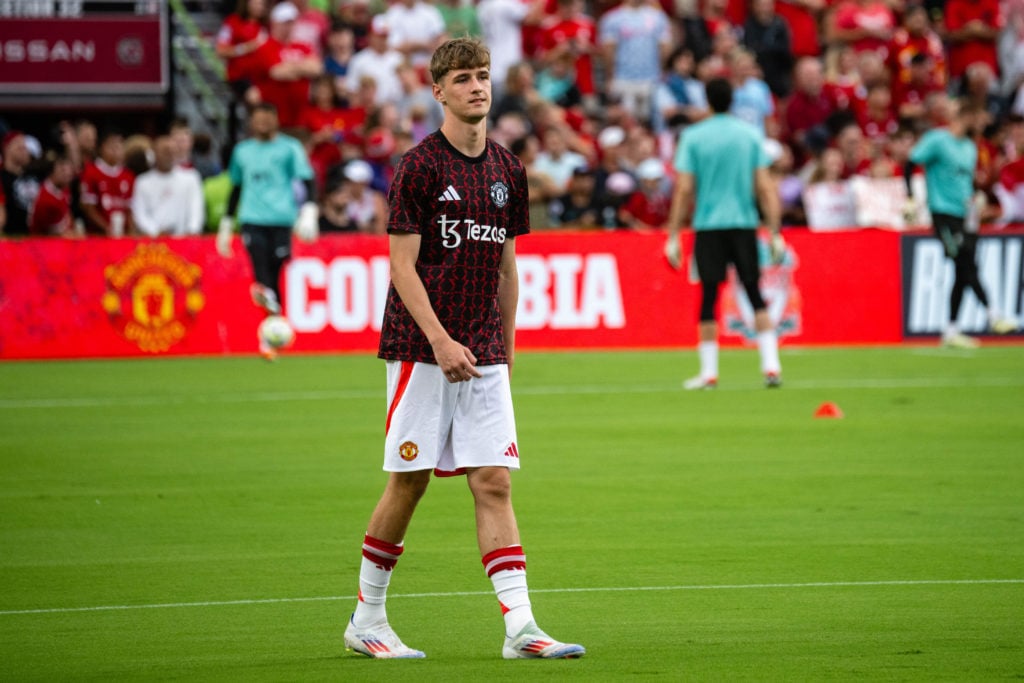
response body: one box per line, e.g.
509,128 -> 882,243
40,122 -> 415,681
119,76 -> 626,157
438,214 -> 507,248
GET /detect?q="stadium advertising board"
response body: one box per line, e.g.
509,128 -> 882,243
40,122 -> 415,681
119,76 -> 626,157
0,229 -> 918,360
0,0 -> 167,105
901,231 -> 1024,338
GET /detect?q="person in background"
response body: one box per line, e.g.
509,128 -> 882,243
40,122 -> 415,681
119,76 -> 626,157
345,16 -> 405,107
618,157 -> 671,229
168,118 -> 195,169
548,164 -> 601,228
79,129 -> 134,237
28,150 -> 76,237
384,0 -> 448,69
247,1 -> 324,130
664,78 -> 784,390
743,0 -> 795,97
0,131 -> 40,236
342,37 -> 585,662
320,158 -> 388,234
216,0 -> 270,99
906,98 -> 1018,347
217,103 -> 317,359
131,135 -> 205,238
598,0 -> 672,124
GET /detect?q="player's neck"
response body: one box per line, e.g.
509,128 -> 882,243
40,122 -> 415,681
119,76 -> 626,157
440,118 -> 488,157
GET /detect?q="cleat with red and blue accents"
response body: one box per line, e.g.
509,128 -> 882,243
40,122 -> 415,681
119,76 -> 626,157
344,616 -> 425,659
502,621 -> 585,659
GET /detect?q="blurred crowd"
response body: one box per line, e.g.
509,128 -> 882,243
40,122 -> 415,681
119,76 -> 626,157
6,0 -> 1024,237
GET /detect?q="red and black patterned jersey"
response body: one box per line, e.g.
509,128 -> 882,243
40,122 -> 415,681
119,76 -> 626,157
378,131 -> 530,365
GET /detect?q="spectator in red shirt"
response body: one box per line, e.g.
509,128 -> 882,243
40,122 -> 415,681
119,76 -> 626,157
774,0 -> 825,58
826,0 -> 895,57
618,157 -> 671,229
247,1 -> 324,130
301,74 -> 366,189
785,57 -> 844,157
28,151 -> 75,237
893,52 -> 943,122
291,0 -> 329,56
79,129 -> 135,237
539,0 -> 597,100
888,3 -> 946,90
945,0 -> 1003,82
215,0 -> 270,98
856,83 -> 898,142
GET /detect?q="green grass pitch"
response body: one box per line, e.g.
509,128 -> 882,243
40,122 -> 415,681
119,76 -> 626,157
1,347 -> 1022,681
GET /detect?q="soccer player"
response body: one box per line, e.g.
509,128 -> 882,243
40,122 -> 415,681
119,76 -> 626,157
217,103 -> 317,357
664,77 -> 784,390
342,38 -> 585,661
906,98 -> 1017,348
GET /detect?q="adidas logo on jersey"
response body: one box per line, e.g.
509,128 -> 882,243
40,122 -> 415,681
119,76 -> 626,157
438,185 -> 462,202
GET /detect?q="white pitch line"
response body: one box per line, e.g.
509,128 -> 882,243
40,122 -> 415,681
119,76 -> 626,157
2,375 -> 1023,410
1,579 -> 1021,617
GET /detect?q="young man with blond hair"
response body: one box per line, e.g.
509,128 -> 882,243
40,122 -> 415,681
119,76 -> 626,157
343,37 -> 585,661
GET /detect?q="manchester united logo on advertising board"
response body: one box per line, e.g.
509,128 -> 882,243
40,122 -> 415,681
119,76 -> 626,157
101,244 -> 205,352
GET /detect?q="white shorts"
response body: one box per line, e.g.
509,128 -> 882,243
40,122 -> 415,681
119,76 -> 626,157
383,361 -> 520,475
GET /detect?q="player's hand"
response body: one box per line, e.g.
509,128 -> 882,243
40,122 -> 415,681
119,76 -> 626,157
663,234 -> 682,270
216,216 -> 234,257
769,231 -> 786,265
433,337 -> 483,383
293,202 -> 319,242
901,198 -> 919,226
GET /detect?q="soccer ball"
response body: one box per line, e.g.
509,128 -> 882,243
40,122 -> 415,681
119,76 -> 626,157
258,315 -> 295,349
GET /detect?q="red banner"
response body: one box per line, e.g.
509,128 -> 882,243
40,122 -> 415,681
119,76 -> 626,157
0,229 -> 911,360
0,15 -> 167,94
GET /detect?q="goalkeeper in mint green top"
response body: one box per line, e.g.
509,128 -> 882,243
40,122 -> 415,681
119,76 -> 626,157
663,77 -> 784,390
217,103 -> 319,358
212,102 -> 315,358
905,96 -> 1017,347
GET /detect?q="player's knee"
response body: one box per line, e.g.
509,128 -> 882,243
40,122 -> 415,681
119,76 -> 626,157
388,470 -> 431,503
467,467 -> 512,504
700,282 -> 720,321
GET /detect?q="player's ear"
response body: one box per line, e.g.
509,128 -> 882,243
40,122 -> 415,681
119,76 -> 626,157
433,83 -> 446,104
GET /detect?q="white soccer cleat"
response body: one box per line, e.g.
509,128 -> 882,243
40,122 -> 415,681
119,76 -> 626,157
991,318 -> 1019,334
502,621 -> 585,660
942,332 -> 980,349
250,283 -> 281,315
344,616 -> 426,659
683,375 -> 718,390
764,372 -> 782,388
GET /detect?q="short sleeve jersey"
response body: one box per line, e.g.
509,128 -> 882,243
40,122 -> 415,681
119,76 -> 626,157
378,131 -> 530,365
909,128 -> 976,218
674,113 -> 769,230
229,133 -> 313,227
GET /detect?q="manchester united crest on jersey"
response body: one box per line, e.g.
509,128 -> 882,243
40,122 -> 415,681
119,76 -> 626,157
490,181 -> 509,208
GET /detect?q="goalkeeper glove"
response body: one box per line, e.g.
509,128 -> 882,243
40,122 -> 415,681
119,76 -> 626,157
769,231 -> 786,265
216,216 -> 234,257
294,202 -> 319,242
664,235 -> 682,270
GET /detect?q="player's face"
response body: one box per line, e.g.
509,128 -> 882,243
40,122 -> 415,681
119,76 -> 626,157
435,67 -> 491,123
250,110 -> 278,139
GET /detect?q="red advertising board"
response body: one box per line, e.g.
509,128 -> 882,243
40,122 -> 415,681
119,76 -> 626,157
0,2 -> 167,97
0,229 -> 909,360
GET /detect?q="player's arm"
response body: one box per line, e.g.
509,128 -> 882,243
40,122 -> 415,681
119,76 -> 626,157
663,170 -> 693,269
755,166 -> 784,263
389,231 -> 481,381
497,237 -> 519,377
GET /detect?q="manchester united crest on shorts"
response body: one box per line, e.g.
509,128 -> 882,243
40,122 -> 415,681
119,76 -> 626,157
490,181 -> 509,208
398,441 -> 419,461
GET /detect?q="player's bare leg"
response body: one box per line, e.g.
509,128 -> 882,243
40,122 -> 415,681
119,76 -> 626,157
345,470 -> 431,659
467,467 -> 585,659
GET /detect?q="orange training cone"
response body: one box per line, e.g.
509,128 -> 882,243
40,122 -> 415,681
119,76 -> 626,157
814,402 -> 844,419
